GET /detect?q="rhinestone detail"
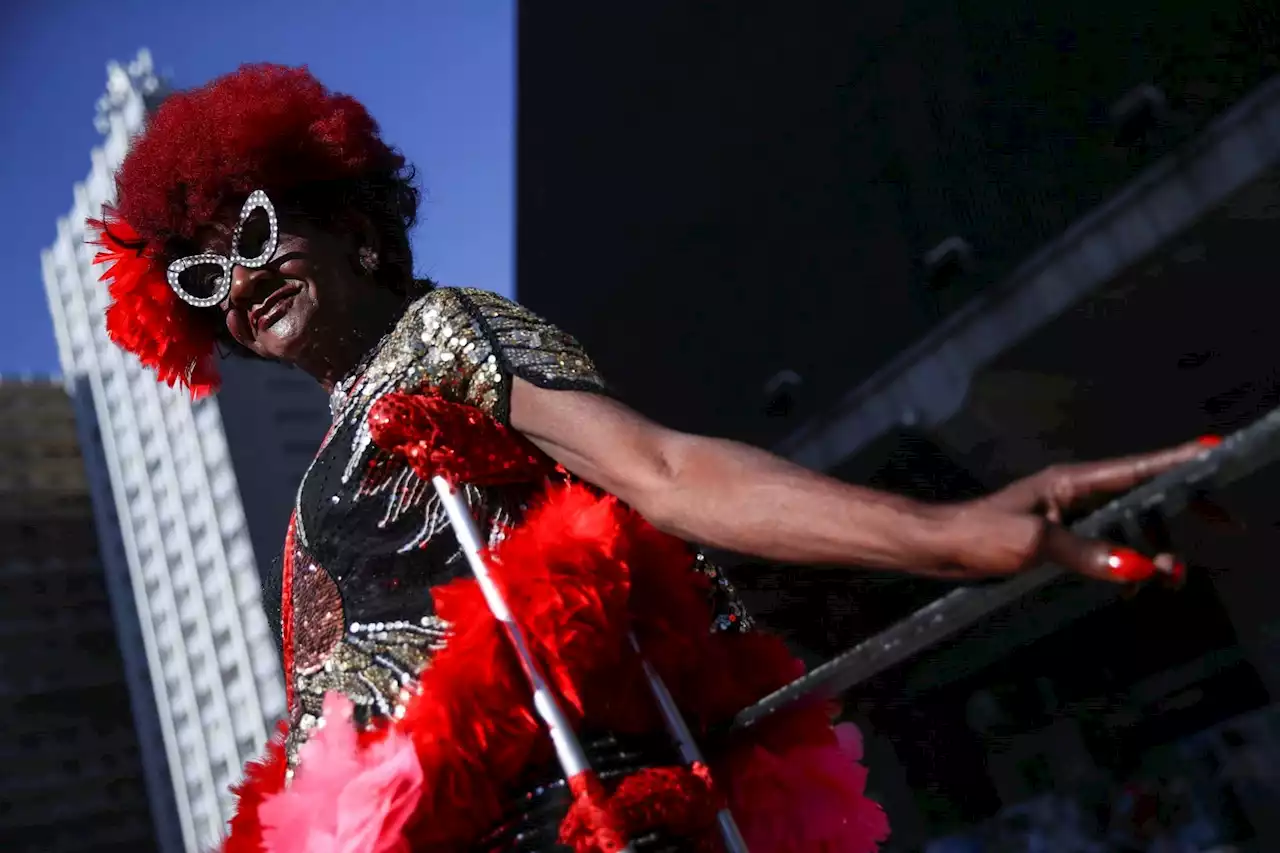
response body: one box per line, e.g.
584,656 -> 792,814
165,189 -> 280,307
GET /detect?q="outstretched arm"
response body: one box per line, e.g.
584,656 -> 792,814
510,379 -> 1205,583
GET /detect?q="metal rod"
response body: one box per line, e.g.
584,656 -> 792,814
628,634 -> 750,853
432,476 -> 636,853
732,406 -> 1280,732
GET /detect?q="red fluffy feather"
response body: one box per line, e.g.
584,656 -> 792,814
222,721 -> 290,853
87,217 -> 220,397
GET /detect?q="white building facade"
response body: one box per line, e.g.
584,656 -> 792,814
41,51 -> 331,852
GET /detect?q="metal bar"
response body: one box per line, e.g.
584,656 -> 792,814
432,476 -> 637,853
628,633 -> 751,853
732,406 -> 1280,732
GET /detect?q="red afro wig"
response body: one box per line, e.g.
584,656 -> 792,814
89,63 -> 419,397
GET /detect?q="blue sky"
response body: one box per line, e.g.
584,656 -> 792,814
0,0 -> 513,376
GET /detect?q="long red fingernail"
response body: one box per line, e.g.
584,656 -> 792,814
1107,548 -> 1157,582
1167,560 -> 1187,584
1198,435 -> 1222,448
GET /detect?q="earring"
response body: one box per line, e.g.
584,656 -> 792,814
359,247 -> 380,273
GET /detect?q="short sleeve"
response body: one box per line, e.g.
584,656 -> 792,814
419,288 -> 610,424
292,288 -> 609,640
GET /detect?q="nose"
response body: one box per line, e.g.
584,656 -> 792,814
226,263 -> 272,308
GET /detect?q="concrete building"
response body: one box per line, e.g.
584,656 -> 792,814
517,3 -> 1280,849
0,378 -> 158,853
41,50 -> 331,851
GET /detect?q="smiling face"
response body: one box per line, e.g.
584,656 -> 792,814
165,187 -> 418,389
182,208 -> 365,365
221,215 -> 354,362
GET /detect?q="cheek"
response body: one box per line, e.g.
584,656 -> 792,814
276,256 -> 313,280
279,254 -> 346,299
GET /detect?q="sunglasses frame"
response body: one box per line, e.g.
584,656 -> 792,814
165,190 -> 279,307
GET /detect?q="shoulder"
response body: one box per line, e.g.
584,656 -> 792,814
363,287 -> 609,422
436,286 -> 551,342
447,288 -> 608,396
411,286 -> 482,342
409,287 -> 536,358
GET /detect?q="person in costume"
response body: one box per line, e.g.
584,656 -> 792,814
90,65 -> 1210,853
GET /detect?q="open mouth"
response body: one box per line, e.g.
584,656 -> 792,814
250,283 -> 303,334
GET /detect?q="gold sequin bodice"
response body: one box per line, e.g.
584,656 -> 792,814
277,287 -> 751,764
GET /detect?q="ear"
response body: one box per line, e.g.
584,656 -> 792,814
338,210 -> 382,259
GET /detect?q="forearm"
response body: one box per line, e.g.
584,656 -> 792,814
511,381 -> 1047,578
632,433 -> 1046,576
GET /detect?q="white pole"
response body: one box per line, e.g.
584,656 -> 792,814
431,476 -> 634,852
628,634 -> 750,853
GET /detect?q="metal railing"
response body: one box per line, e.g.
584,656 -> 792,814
734,405 -> 1280,731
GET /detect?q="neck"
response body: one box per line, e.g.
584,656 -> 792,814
300,286 -> 410,393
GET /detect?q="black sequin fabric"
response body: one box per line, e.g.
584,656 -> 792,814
273,287 -> 754,839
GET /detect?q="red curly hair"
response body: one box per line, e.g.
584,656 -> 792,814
90,63 -> 419,397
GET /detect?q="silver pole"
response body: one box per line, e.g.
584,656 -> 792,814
431,475 -> 635,853
628,633 -> 750,853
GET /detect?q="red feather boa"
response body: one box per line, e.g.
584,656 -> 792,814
220,392 -> 888,852
222,484 -> 887,852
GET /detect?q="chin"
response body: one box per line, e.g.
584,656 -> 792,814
256,322 -> 310,362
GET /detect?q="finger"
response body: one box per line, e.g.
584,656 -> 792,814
1043,523 -> 1188,590
1041,525 -> 1159,584
1052,437 -> 1218,499
1105,548 -> 1162,583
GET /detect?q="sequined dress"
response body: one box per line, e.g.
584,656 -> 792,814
272,286 -> 753,851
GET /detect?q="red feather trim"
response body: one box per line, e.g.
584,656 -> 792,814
220,721 -> 290,853
86,216 -> 220,398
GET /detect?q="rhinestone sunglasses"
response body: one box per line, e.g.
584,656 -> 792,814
166,190 -> 279,307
